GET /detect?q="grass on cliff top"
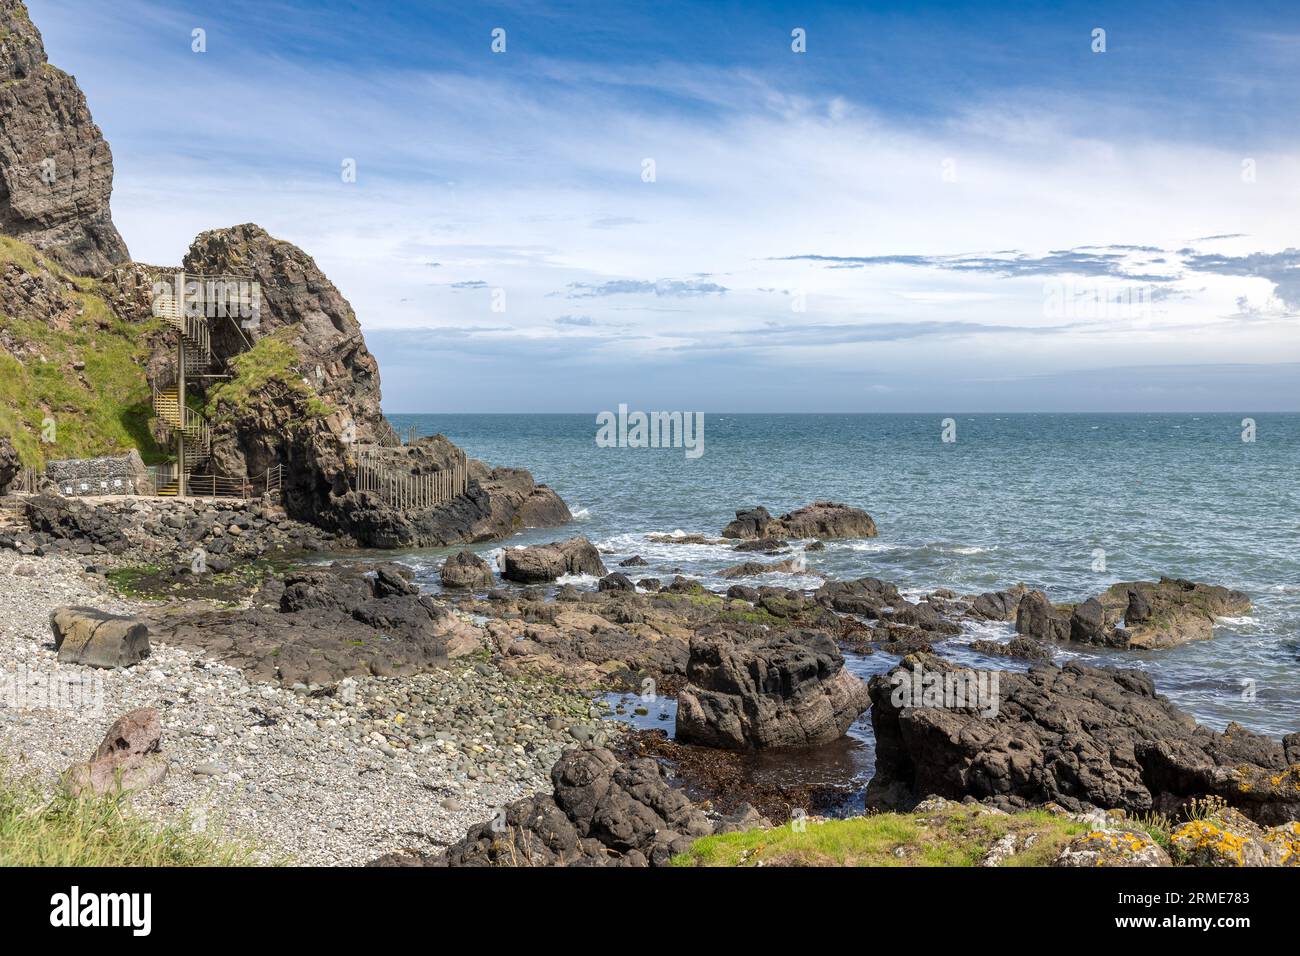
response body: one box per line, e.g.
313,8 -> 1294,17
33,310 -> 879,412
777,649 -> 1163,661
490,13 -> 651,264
672,805 -> 1101,867
0,235 -> 167,467
202,330 -> 335,423
0,768 -> 262,867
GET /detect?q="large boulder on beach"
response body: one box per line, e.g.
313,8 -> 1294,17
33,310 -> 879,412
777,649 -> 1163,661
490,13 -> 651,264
439,550 -> 495,589
501,536 -> 606,583
51,606 -> 150,668
866,653 -> 1300,826
675,627 -> 870,750
723,501 -> 877,540
425,745 -> 716,867
63,708 -> 166,797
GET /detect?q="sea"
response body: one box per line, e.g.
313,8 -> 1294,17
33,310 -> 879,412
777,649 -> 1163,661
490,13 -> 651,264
371,412 -> 1300,803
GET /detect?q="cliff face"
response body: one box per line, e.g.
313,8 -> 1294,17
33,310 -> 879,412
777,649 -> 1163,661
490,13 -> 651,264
0,0 -> 130,276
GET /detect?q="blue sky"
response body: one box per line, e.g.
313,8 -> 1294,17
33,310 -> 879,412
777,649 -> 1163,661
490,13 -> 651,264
31,0 -> 1300,411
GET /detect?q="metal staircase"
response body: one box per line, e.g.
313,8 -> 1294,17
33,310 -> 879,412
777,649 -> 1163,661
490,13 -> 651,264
150,279 -> 216,496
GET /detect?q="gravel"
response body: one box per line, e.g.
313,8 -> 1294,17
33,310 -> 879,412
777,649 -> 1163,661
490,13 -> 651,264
0,548 -> 619,865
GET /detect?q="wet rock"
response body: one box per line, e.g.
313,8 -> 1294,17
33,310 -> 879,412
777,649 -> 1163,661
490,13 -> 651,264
502,536 -> 607,583
1014,590 -> 1071,643
439,550 -> 495,589
618,555 -> 647,567
867,654 -> 1300,826
970,636 -> 1053,662
969,584 -> 1028,621
720,557 -> 806,579
598,572 -> 635,592
723,501 -> 877,540
63,708 -> 166,797
814,576 -> 901,617
50,606 -> 150,668
676,627 -> 870,750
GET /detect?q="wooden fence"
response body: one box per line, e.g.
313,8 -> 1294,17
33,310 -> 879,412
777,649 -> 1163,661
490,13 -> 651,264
354,451 -> 467,510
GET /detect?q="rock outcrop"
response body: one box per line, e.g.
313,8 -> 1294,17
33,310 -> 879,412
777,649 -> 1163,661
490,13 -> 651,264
723,501 -> 877,540
867,654 -> 1300,825
1016,578 -> 1250,649
63,708 -> 166,797
51,606 -> 150,668
501,536 -> 606,583
179,224 -> 570,548
439,550 -> 496,589
675,626 -> 870,750
0,0 -> 130,275
421,745 -> 718,866
147,562 -> 480,686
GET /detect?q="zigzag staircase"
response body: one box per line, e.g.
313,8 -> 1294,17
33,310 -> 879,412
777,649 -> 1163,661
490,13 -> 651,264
151,284 -> 214,496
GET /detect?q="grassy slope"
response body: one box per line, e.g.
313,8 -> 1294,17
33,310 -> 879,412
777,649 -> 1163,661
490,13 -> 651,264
673,805 -> 1151,867
0,767 -> 262,866
0,236 -> 167,466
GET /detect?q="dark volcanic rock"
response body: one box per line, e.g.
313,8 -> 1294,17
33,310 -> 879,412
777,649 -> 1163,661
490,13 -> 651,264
0,0 -> 130,275
970,585 -> 1028,621
970,635 -> 1054,662
1016,579 -> 1251,649
723,501 -> 877,540
147,563 -> 479,685
675,627 -> 870,750
181,224 -> 571,548
429,745 -> 716,867
0,435 -> 18,493
814,576 -> 901,617
501,536 -> 606,583
1015,590 -> 1071,643
598,572 -> 635,592
439,550 -> 495,589
867,654 -> 1300,825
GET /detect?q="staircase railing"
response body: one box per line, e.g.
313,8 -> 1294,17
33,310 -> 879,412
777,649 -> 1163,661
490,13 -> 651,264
146,463 -> 282,501
354,451 -> 467,510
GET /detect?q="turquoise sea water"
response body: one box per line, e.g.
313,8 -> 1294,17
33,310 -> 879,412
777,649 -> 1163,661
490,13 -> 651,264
379,413 -> 1300,748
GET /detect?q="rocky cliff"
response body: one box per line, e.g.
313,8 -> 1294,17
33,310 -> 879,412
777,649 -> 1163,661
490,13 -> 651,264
0,0 -> 129,275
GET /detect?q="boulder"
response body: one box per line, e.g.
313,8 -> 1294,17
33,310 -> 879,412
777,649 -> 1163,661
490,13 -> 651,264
970,635 -> 1053,662
675,627 -> 870,750
597,572 -> 635,592
50,606 -> 150,668
439,550 -> 495,589
63,708 -> 166,797
720,557 -> 805,579
431,745 -> 715,866
1014,590 -> 1071,643
1099,578 -> 1251,648
1168,804 -> 1300,867
1054,830 -> 1172,867
723,501 -> 877,540
501,536 -> 607,583
814,576 -> 901,617
969,585 -> 1028,621
867,654 -> 1300,826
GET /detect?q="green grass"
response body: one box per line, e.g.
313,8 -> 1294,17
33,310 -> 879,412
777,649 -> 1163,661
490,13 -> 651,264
0,236 -> 167,467
672,805 -> 1094,867
0,769 -> 263,867
203,331 -> 333,423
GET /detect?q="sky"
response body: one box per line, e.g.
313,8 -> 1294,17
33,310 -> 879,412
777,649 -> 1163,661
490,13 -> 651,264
29,0 -> 1300,411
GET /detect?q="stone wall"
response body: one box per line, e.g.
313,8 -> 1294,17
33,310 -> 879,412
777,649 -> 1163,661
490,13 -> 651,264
44,451 -> 149,497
